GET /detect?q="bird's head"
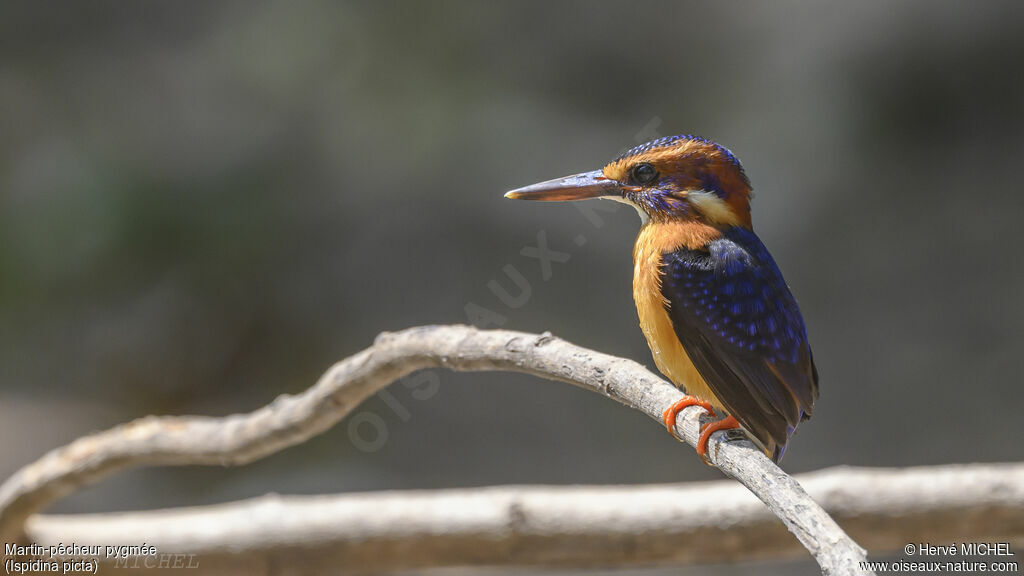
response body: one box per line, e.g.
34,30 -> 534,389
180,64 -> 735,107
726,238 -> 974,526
506,135 -> 753,228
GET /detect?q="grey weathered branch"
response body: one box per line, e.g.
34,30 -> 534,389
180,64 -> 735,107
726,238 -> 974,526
0,325 -> 869,574
22,463 -> 1024,574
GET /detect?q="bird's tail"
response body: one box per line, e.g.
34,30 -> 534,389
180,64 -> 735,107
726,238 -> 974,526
771,443 -> 787,463
768,422 -> 798,463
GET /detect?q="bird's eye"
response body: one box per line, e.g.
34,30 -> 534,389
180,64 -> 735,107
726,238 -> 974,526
630,162 -> 658,185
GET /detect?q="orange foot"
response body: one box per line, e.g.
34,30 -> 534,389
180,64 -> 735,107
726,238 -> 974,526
697,415 -> 741,465
662,396 -> 716,439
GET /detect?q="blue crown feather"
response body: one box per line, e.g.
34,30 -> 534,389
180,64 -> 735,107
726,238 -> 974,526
613,134 -> 744,170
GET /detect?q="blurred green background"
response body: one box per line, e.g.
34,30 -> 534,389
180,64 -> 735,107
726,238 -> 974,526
2,1 -> 1023,573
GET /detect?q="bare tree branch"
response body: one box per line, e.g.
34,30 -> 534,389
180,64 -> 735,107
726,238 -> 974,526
0,325 -> 870,574
21,463 -> 1024,573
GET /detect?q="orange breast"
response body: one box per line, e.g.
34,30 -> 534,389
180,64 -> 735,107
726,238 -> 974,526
632,221 -> 725,409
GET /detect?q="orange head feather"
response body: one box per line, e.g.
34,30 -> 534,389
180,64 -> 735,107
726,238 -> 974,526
601,135 -> 753,228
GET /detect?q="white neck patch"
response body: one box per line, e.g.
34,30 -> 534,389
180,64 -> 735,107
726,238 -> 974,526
684,190 -> 741,226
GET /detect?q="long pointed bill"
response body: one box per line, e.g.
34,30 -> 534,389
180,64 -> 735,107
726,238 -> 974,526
504,170 -> 621,201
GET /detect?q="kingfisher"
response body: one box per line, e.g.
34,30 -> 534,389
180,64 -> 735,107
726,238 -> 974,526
505,134 -> 818,463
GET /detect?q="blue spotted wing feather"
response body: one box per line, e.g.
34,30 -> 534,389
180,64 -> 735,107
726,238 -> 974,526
661,227 -> 818,461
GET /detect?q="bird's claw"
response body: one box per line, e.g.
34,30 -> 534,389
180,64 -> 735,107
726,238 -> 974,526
696,415 -> 741,466
662,396 -> 716,440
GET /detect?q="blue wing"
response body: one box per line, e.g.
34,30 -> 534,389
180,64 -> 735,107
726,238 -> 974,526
661,227 -> 818,461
